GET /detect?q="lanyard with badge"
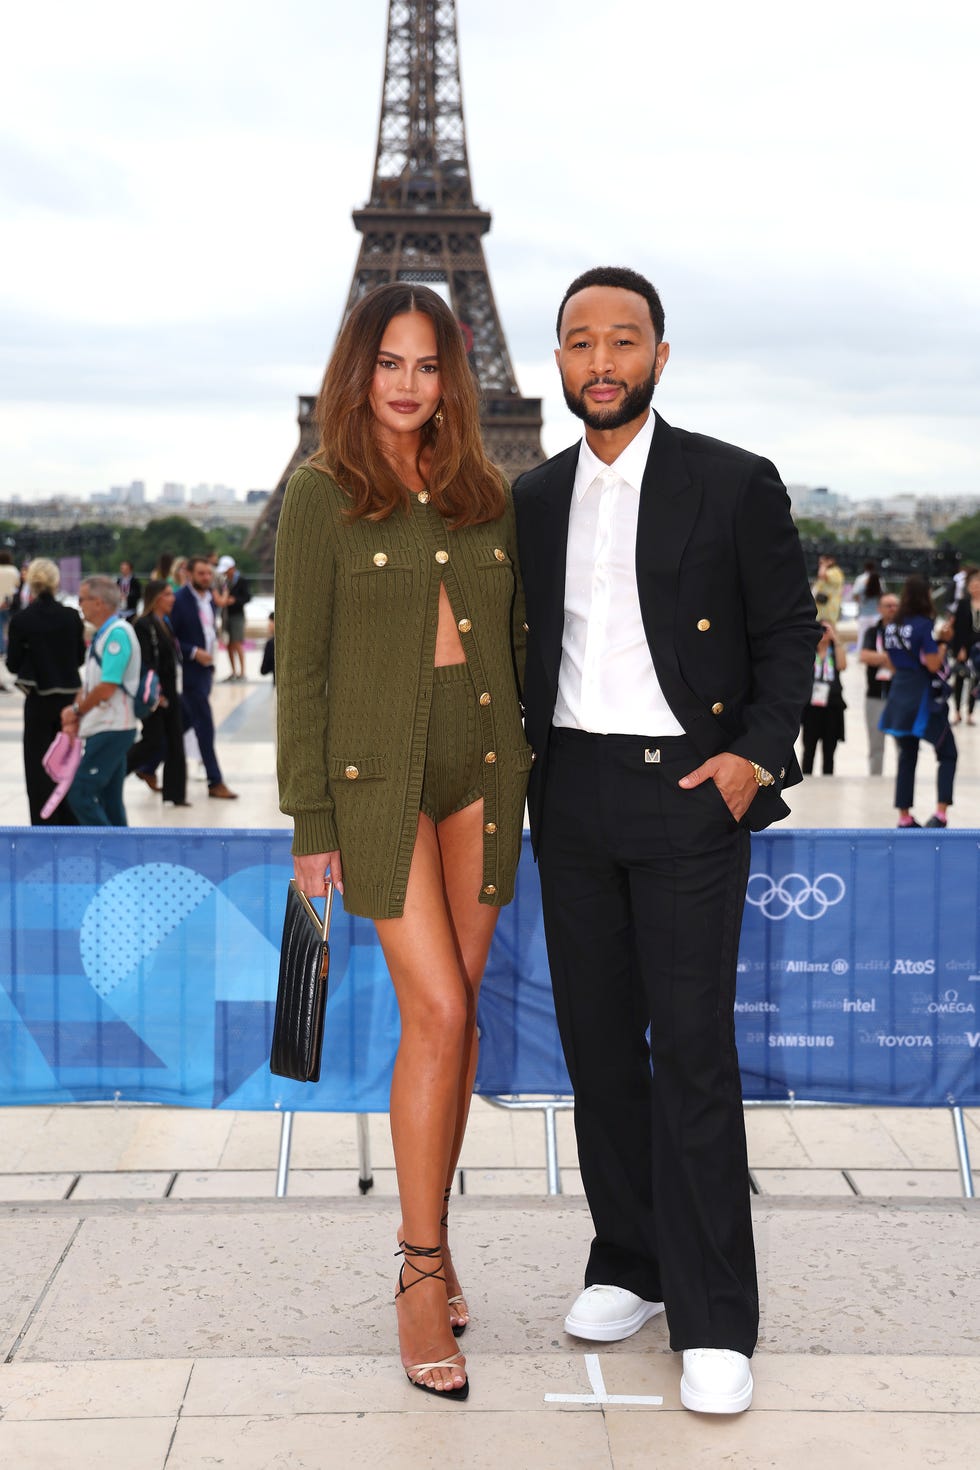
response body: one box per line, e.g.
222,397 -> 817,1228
811,647 -> 835,707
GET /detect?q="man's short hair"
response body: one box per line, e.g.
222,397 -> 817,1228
27,557 -> 60,595
556,266 -> 666,343
80,575 -> 122,612
187,555 -> 211,573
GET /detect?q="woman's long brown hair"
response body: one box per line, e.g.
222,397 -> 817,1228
897,574 -> 935,623
309,283 -> 506,526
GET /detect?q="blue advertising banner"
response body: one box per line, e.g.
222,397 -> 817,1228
1,829 -> 978,1110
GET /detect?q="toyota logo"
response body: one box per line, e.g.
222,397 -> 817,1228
746,872 -> 846,921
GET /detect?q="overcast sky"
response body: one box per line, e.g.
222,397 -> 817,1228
2,0 -> 978,503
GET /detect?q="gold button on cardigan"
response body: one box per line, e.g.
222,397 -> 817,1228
275,466 -> 531,920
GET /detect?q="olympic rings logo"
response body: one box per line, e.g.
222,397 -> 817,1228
746,872 -> 846,921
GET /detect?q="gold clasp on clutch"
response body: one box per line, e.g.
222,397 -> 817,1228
289,879 -> 333,942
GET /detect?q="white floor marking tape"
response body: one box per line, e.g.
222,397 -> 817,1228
544,1352 -> 664,1406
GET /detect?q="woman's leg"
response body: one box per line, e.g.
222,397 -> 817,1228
432,797 -> 500,1328
800,712 -> 818,775
821,732 -> 837,775
931,724 -> 957,815
374,814 -> 473,1393
894,735 -> 919,819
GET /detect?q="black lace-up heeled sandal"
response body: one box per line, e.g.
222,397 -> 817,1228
394,1240 -> 469,1401
442,1185 -> 469,1338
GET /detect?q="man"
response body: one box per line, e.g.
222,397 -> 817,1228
60,576 -> 140,825
169,556 -> 237,799
216,554 -> 251,682
117,560 -> 142,618
513,266 -> 818,1415
858,591 -> 899,773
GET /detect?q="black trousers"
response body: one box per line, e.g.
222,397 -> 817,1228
128,701 -> 187,803
23,691 -> 79,826
537,728 -> 758,1357
800,705 -> 840,775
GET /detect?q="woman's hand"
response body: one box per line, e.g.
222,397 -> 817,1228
293,851 -> 344,898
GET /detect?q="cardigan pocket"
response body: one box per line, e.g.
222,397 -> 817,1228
350,549 -> 416,575
327,755 -> 387,782
473,545 -> 512,569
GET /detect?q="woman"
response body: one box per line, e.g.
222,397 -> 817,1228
950,567 -> 980,725
5,558 -> 86,824
275,284 -> 530,1402
151,552 -> 175,585
800,621 -> 846,775
852,560 -> 882,650
812,552 -> 844,624
127,579 -> 188,805
880,575 -> 955,828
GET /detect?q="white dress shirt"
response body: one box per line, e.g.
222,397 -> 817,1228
554,410 -> 685,737
192,587 -> 218,656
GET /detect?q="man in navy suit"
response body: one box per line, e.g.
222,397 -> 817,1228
169,557 -> 237,799
514,266 -> 818,1415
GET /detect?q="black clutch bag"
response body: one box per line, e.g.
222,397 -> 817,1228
270,879 -> 334,1083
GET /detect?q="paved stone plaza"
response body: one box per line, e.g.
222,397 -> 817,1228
1,644 -> 978,1466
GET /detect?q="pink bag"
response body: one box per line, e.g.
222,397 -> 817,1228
41,731 -> 83,820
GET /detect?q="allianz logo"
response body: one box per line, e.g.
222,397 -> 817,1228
893,959 -> 936,975
784,959 -> 849,974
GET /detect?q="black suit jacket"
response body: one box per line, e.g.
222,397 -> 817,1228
6,593 -> 86,694
118,575 -> 142,615
513,414 -> 820,844
950,596 -> 980,660
169,584 -> 215,692
133,613 -> 181,704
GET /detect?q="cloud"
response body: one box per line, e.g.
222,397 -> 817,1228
1,0 -> 978,501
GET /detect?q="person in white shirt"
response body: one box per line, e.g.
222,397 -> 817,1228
60,576 -> 140,825
514,266 -> 818,1416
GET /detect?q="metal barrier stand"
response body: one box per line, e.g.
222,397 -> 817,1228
951,1105 -> 976,1198
483,1095 -> 575,1196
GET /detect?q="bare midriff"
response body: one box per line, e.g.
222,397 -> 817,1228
433,582 -> 467,667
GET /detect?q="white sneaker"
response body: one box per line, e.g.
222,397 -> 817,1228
680,1348 -> 753,1414
564,1284 -> 665,1342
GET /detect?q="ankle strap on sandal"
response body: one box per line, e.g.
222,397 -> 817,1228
395,1240 -> 446,1296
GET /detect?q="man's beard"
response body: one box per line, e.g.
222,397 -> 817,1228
561,368 -> 657,431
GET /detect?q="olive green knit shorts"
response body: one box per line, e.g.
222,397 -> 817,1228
420,662 -> 483,824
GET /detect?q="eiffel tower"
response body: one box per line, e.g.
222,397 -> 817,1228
250,0 -> 544,566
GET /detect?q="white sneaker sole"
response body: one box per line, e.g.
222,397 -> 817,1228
563,1298 -> 665,1342
680,1369 -> 754,1414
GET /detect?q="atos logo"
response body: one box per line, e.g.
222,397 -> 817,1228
745,873 -> 846,921
893,959 -> 936,976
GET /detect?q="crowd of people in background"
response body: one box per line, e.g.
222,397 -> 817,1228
0,546 -> 275,827
805,552 -> 980,828
2,537 -> 977,832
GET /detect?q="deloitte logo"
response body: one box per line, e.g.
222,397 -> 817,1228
745,873 -> 846,921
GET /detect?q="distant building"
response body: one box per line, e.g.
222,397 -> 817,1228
160,482 -> 186,505
787,485 -> 843,519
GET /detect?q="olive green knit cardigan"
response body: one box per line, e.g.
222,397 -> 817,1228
275,465 -> 531,919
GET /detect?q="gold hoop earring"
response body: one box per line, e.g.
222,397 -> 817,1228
433,407 -> 445,428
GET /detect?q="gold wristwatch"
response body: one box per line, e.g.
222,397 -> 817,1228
750,762 -> 775,788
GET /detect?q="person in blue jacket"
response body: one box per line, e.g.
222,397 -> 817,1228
879,575 -> 955,828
